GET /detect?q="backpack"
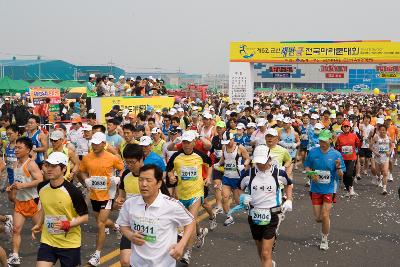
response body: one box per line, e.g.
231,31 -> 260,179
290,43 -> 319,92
246,166 -> 280,196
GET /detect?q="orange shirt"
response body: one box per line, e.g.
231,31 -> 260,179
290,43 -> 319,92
387,125 -> 398,142
79,151 -> 124,201
322,118 -> 331,129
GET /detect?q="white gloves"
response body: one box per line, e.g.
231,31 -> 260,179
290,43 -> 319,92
240,176 -> 250,191
282,200 -> 293,213
213,162 -> 221,169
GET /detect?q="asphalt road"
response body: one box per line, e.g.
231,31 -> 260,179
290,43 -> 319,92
1,168 -> 399,267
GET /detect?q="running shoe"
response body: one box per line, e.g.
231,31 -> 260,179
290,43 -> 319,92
7,254 -> 21,265
319,238 -> 329,251
388,173 -> 393,182
272,260 -> 276,267
212,206 -> 223,216
87,252 -> 100,266
378,180 -> 383,188
382,186 -> 388,195
356,175 -> 361,181
223,216 -> 235,226
209,215 -> 217,231
104,227 -> 110,235
305,181 -> 310,187
180,250 -> 191,265
195,228 -> 209,248
395,159 -> 398,166
4,215 -> 13,238
371,176 -> 378,185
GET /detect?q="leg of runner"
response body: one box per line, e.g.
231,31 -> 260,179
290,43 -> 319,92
88,209 -> 112,266
320,202 -> 332,250
202,198 -> 217,231
212,174 -> 223,215
36,261 -> 55,267
355,156 -> 361,181
0,246 -> 7,267
181,199 -> 202,265
381,161 -> 389,195
388,154 -> 394,182
119,235 -> 131,267
9,212 -> 26,264
259,238 -> 275,267
344,160 -> 357,196
222,185 -> 234,226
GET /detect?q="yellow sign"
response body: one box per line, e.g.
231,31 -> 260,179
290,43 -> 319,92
97,96 -> 175,123
379,73 -> 400,78
230,41 -> 400,63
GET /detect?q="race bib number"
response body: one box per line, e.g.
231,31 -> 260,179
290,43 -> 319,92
362,138 -> 369,147
6,157 -> 17,168
14,175 -> 24,184
45,215 -> 67,235
214,150 -> 222,159
341,146 -> 353,155
316,170 -> 331,184
90,176 -> 107,190
181,167 -> 198,181
250,208 -> 271,225
133,217 -> 159,243
378,145 -> 389,154
224,162 -> 237,171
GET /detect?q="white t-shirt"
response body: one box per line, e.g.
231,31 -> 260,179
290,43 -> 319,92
250,129 -> 267,145
117,192 -> 194,267
359,123 -> 374,148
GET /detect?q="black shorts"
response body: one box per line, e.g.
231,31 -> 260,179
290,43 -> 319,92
213,169 -> 223,180
37,243 -> 81,267
120,235 -> 131,250
91,199 -> 113,213
359,148 -> 372,158
248,213 -> 279,241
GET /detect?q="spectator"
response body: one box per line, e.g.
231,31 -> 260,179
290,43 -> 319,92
13,98 -> 29,127
0,97 -> 13,122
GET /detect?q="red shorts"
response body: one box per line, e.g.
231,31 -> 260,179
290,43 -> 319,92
309,192 -> 336,205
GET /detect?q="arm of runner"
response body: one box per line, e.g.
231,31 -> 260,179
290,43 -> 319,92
0,160 -> 4,173
294,132 -> 301,148
68,148 -> 80,179
170,220 -> 196,260
34,132 -> 49,154
31,208 -> 44,240
201,137 -> 212,151
19,160 -> 43,189
239,145 -> 251,169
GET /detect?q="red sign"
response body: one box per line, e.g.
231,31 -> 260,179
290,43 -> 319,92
320,65 -> 348,72
325,73 -> 344,78
376,65 -> 400,72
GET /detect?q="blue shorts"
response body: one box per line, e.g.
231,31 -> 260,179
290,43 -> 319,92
179,196 -> 204,209
37,243 -> 81,267
222,176 -> 241,189
6,168 -> 14,185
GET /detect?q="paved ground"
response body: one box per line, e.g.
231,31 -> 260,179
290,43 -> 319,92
1,169 -> 399,267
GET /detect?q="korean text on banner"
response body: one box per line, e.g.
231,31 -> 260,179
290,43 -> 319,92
29,88 -> 61,123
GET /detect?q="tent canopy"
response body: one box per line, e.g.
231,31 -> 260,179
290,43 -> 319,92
0,76 -> 29,93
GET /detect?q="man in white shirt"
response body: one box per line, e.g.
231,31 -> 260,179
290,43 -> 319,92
117,164 -> 195,267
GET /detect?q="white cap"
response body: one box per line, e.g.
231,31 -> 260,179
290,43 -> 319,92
311,114 -> 320,120
281,105 -> 289,111
169,111 -> 176,116
202,113 -> 212,119
89,74 -> 96,78
314,123 -> 324,130
82,124 -> 92,131
108,75 -> 115,79
296,112 -> 302,117
50,130 -> 64,140
177,107 -> 184,112
91,132 -> 106,145
4,97 -> 10,101
253,145 -> 271,164
226,110 -> 232,116
247,122 -> 256,128
237,123 -> 246,130
283,117 -> 292,124
28,103 -> 35,108
151,127 -> 161,134
329,113 -> 336,119
221,132 -> 235,145
257,118 -> 267,127
266,128 -> 278,136
155,109 -> 161,113
119,75 -> 125,80
276,114 -> 284,121
209,106 -> 215,111
376,118 -> 384,125
122,109 -> 129,117
45,152 -> 68,166
181,131 -> 196,142
139,136 -> 153,146
88,108 -> 96,114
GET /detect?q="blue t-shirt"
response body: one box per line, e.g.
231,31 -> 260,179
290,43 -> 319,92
234,134 -> 250,147
106,133 -> 123,148
304,147 -> 346,194
144,151 -> 166,172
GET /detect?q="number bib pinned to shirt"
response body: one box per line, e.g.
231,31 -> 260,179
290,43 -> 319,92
181,167 -> 198,181
224,162 -> 237,171
378,144 -> 389,154
341,146 -> 353,155
90,176 -> 107,190
132,216 -> 159,243
45,215 -> 67,235
316,170 -> 331,184
250,208 -> 271,225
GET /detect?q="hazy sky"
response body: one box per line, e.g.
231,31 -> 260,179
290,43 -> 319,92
0,0 -> 398,74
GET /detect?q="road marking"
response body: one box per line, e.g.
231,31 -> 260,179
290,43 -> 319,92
109,261 -> 121,267
97,198 -> 216,265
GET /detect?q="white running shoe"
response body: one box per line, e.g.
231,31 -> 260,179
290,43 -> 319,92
104,228 -> 110,235
114,223 -> 122,239
180,250 -> 191,265
4,215 -> 13,238
87,252 -> 100,266
349,189 -> 358,196
224,216 -> 235,226
395,159 -> 398,166
272,260 -> 276,267
378,180 -> 383,188
382,186 -> 388,195
209,215 -> 217,231
319,237 -> 329,250
388,173 -> 393,182
305,181 -> 310,187
212,206 -> 223,216
195,228 -> 209,248
7,254 -> 21,265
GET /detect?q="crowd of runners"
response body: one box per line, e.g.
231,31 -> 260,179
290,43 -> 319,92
0,89 -> 399,267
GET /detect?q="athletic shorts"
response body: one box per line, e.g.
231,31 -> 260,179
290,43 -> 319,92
248,214 -> 279,241
213,169 -> 223,180
310,192 -> 336,205
179,196 -> 204,209
37,243 -> 81,267
299,145 -> 308,152
373,155 -> 390,165
359,148 -> 372,158
15,198 -> 40,217
90,199 -> 113,213
222,176 -> 240,189
120,235 -> 131,250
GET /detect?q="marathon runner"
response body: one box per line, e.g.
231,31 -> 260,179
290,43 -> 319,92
25,115 -> 48,169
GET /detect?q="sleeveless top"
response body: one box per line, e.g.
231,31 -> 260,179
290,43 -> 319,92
374,135 -> 390,157
27,129 -> 44,164
200,126 -> 214,140
5,143 -> 17,169
223,145 -> 240,179
281,129 -> 296,158
15,159 -> 38,201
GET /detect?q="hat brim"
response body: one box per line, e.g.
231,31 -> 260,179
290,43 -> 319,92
181,138 -> 195,142
253,156 -> 269,164
318,137 -> 330,142
91,139 -> 104,145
